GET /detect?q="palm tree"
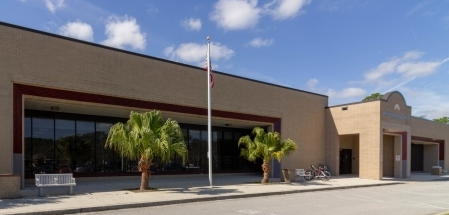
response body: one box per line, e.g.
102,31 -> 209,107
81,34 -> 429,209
105,110 -> 187,190
238,127 -> 297,184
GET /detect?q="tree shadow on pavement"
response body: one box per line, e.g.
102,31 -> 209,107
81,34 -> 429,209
287,180 -> 334,186
165,187 -> 243,196
0,195 -> 70,210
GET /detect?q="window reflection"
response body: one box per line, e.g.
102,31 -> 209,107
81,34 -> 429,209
188,130 -> 201,170
55,119 -> 75,173
32,118 -> 54,174
200,130 -> 208,171
24,117 -> 32,174
76,121 -> 95,173
96,123 -> 114,173
24,110 -> 259,177
222,132 -> 233,170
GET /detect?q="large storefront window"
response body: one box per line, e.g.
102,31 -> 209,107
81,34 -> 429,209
24,110 -> 260,178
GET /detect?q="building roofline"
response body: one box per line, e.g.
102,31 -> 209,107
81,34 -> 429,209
381,91 -> 411,108
0,21 -> 328,98
411,116 -> 449,126
326,99 -> 379,109
326,91 -> 413,109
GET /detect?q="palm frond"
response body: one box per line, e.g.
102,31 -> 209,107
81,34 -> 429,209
238,126 -> 297,164
105,110 -> 188,167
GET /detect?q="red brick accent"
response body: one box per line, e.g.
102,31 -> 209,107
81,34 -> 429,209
274,120 -> 281,133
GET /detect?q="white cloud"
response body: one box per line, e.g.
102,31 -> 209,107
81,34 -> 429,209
181,18 -> 202,31
58,21 -> 94,42
397,61 -> 443,78
164,42 -> 234,65
383,76 -> 416,93
163,46 -> 175,57
210,0 -> 260,31
101,15 -> 146,51
363,59 -> 400,82
404,89 -> 449,119
327,87 -> 366,99
306,78 -> 318,88
17,0 -> 26,2
43,0 -> 65,13
265,0 -> 312,20
248,37 -> 274,47
363,51 -> 423,82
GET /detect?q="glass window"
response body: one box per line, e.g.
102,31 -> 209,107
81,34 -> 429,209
188,130 -> 201,171
24,117 -> 32,174
76,121 -> 95,173
96,122 -> 115,173
55,119 -> 75,173
234,132 -> 243,171
222,132 -> 233,170
24,110 -> 257,176
212,131 -> 220,171
32,118 -> 55,174
201,130 -> 208,171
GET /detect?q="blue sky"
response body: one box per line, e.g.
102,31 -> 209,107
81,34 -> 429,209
2,0 -> 449,119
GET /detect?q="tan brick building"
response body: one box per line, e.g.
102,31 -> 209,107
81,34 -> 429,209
0,22 -> 448,188
326,92 -> 449,180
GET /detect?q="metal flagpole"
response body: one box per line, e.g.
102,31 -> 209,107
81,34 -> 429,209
207,36 -> 212,186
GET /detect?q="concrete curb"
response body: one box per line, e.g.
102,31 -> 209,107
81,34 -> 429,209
8,182 -> 404,215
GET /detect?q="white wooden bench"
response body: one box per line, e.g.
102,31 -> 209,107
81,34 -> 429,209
295,169 -> 311,181
35,174 -> 76,197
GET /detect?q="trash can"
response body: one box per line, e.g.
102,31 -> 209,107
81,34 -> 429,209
431,166 -> 442,175
281,169 -> 290,182
281,169 -> 296,182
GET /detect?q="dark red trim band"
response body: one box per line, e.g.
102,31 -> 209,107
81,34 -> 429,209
13,84 -> 281,154
274,120 -> 281,133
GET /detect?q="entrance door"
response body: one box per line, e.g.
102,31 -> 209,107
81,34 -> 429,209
411,144 -> 424,171
339,149 -> 352,174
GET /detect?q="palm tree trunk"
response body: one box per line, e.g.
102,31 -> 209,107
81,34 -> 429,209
261,161 -> 271,184
138,157 -> 152,191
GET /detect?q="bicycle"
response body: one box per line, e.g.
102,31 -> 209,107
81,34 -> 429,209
304,165 -> 331,181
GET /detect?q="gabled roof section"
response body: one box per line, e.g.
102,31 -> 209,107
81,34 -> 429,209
0,21 -> 327,98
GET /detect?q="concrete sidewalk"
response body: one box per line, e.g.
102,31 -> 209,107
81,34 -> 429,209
1,173 -> 448,215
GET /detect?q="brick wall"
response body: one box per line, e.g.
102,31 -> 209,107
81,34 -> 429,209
0,23 -> 328,174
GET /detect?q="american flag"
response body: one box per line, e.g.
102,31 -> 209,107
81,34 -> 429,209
205,56 -> 214,88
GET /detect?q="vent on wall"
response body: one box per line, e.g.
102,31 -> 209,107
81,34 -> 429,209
342,106 -> 348,111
